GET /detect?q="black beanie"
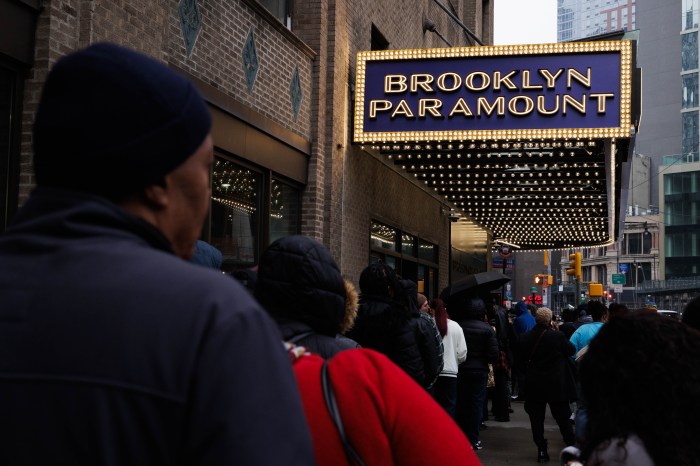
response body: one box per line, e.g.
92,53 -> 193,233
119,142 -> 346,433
33,42 -> 211,199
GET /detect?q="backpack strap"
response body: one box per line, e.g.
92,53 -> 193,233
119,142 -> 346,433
321,358 -> 365,466
287,331 -> 314,345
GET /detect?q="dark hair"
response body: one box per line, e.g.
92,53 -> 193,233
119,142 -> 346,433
430,298 -> 449,337
608,302 -> 629,320
579,312 -> 700,464
359,262 -> 399,299
588,300 -> 607,322
683,296 -> 700,331
562,308 -> 578,323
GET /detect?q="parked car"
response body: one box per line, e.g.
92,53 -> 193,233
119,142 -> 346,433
657,310 -> 680,320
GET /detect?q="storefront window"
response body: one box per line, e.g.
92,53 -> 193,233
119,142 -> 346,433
369,220 -> 439,297
270,179 -> 300,244
370,222 -> 397,250
401,233 -> 416,256
210,158 -> 262,272
418,239 -> 437,262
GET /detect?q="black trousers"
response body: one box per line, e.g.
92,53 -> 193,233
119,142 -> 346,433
492,368 -> 510,420
524,399 -> 575,448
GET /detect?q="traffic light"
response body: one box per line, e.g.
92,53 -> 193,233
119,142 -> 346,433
566,252 -> 582,281
534,274 -> 554,286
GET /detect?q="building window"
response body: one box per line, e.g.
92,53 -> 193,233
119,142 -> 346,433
682,111 -> 699,158
369,220 -> 439,298
683,73 -> 699,109
258,0 -> 292,28
682,32 -> 699,71
210,158 -> 262,272
684,0 -> 699,30
0,64 -> 22,231
209,155 -> 301,273
270,178 -> 301,244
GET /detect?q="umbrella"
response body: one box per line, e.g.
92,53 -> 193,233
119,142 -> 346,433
440,271 -> 511,302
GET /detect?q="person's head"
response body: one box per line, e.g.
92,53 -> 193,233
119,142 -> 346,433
682,296 -> 700,331
449,296 -> 487,321
577,303 -> 589,318
526,303 -> 537,315
535,307 -> 553,325
398,279 -> 419,312
190,240 -> 223,269
562,307 -> 578,323
514,300 -> 528,316
579,312 -> 700,464
430,298 -> 448,337
32,42 -> 212,260
359,262 -> 400,299
255,235 -> 356,336
588,300 -> 608,322
608,302 -> 630,320
417,293 -> 431,315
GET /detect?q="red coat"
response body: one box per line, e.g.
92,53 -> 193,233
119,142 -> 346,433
292,348 -> 482,466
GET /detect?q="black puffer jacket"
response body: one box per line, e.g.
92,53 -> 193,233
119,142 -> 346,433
348,295 -> 426,385
255,235 -> 359,358
452,297 -> 499,371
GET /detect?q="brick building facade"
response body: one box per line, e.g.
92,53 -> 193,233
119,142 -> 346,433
1,0 -> 493,294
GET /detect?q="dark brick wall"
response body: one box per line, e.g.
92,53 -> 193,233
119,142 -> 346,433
18,0 -> 492,291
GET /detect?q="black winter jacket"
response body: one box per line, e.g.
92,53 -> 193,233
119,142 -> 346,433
516,324 -> 577,402
456,318 -> 499,371
0,188 -> 315,465
255,235 -> 360,359
347,296 -> 429,386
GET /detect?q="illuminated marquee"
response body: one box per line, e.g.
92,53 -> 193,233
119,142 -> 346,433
353,41 -> 633,143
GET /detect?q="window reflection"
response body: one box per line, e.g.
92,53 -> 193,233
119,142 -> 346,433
210,158 -> 260,272
270,179 -> 300,244
370,222 -> 397,250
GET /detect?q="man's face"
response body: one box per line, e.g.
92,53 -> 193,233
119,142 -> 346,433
164,134 -> 214,259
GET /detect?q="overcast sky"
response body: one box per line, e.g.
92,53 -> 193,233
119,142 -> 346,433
493,0 -> 557,45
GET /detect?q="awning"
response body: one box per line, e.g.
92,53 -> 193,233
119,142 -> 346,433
353,41 -> 640,251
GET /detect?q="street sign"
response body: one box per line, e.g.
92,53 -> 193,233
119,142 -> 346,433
613,284 -> 623,293
530,286 -> 537,293
612,273 -> 626,285
618,263 -> 629,274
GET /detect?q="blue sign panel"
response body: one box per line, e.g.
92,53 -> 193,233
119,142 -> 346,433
353,41 -> 632,143
618,263 -> 629,273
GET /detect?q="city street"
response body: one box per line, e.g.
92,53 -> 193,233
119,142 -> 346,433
474,400 -> 570,465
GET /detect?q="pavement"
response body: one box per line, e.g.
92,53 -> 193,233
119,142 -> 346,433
472,399 -> 570,465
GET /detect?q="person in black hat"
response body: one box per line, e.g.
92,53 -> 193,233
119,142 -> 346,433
0,42 -> 314,465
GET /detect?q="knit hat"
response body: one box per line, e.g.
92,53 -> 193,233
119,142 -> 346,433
535,307 -> 553,325
33,42 -> 211,199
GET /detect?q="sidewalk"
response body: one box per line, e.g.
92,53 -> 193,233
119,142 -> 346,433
473,400 -> 570,465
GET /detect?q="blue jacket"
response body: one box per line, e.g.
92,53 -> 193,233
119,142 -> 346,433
512,301 -> 536,336
0,188 -> 315,465
570,321 -> 605,356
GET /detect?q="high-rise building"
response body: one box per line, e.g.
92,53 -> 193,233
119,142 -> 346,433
551,0 -> 700,311
558,0 -> 636,42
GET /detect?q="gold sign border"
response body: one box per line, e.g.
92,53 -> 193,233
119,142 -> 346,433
353,41 -> 633,143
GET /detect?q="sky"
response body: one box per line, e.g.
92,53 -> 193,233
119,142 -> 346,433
493,0 -> 557,45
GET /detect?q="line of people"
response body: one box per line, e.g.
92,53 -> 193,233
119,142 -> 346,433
0,42 -> 488,465
3,41 -> 699,466
511,298 -> 700,465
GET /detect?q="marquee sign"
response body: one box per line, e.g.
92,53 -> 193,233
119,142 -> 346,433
354,41 -> 633,143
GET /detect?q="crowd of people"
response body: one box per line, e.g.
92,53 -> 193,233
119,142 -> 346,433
1,42 -> 699,465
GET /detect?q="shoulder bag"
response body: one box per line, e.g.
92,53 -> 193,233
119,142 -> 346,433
321,358 -> 366,466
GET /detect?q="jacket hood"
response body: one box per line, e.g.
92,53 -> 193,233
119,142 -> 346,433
514,300 -> 528,316
255,235 -> 346,336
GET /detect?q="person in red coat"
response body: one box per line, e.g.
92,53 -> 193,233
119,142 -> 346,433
291,345 -> 482,466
